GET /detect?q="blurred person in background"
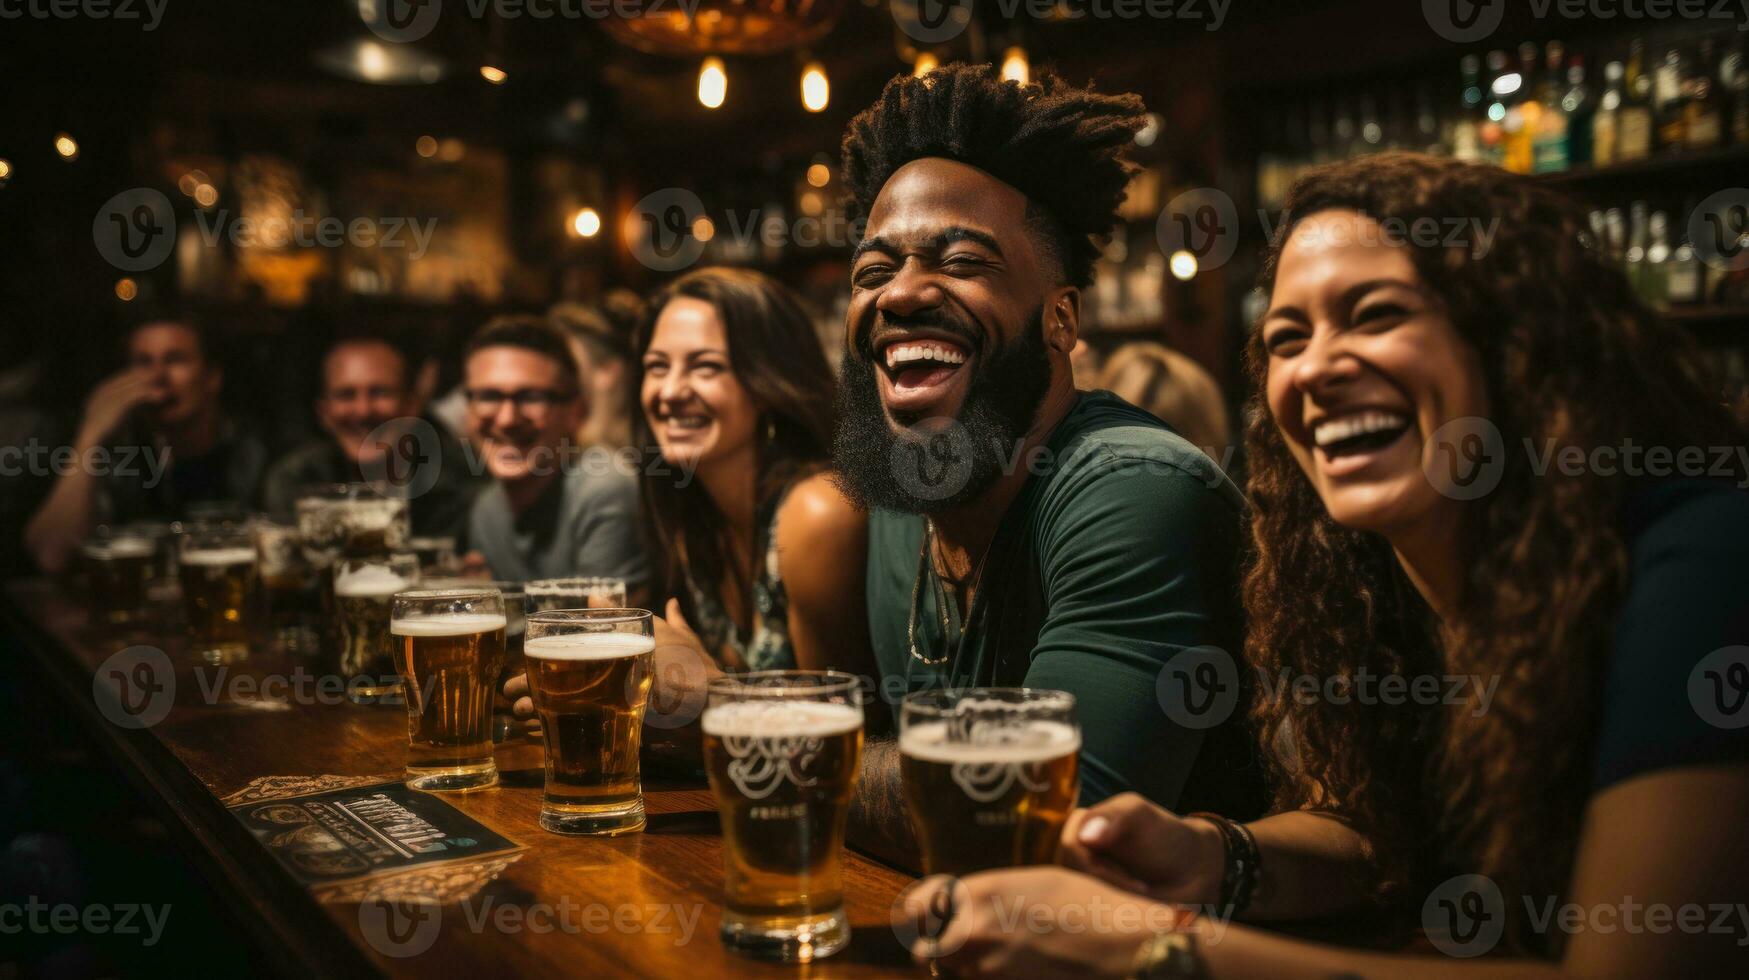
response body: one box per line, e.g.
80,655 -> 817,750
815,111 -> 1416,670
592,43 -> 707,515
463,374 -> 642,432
1070,336 -> 1104,387
550,289 -> 643,453
903,154 -> 1749,979
502,268 -> 875,739
23,316 -> 266,574
1097,341 -> 1232,465
459,315 -> 648,591
260,336 -> 483,537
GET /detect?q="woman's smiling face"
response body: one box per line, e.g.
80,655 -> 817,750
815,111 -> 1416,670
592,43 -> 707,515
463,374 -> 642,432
1261,209 -> 1491,537
641,296 -> 759,471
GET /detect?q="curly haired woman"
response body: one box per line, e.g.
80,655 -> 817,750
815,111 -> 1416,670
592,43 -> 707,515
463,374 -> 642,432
901,153 -> 1749,978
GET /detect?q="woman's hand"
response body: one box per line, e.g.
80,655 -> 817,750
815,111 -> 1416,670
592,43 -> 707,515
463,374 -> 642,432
898,867 -> 1190,979
1058,793 -> 1228,908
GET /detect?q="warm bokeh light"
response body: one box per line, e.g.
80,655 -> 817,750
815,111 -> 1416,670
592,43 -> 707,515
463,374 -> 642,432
1134,113 -> 1163,147
416,135 -> 438,158
54,133 -> 79,161
480,65 -> 508,84
1169,249 -> 1199,281
438,138 -> 465,162
358,41 -> 390,82
913,52 -> 939,77
691,215 -> 715,242
698,57 -> 727,109
115,278 -> 138,301
806,163 -> 831,188
799,191 -> 824,217
1000,47 -> 1029,86
0,159 -> 14,183
194,183 -> 218,207
801,62 -> 829,113
571,207 -> 602,238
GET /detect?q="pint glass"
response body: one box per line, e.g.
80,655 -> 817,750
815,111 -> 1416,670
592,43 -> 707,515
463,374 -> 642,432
525,577 -> 629,612
523,609 -> 655,835
899,688 -> 1080,876
391,588 -> 506,792
179,524 -> 258,662
82,529 -> 157,625
702,671 -> 864,962
334,554 -> 420,702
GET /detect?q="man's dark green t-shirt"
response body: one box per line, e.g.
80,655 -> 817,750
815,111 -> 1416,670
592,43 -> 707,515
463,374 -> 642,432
867,390 -> 1264,818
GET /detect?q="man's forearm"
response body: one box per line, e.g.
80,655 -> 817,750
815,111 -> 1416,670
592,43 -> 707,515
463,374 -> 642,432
847,736 -> 920,872
23,465 -> 100,575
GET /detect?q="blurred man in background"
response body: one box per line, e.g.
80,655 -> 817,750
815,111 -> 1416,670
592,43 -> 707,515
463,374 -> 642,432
260,336 -> 482,537
460,316 -> 648,594
23,317 -> 266,574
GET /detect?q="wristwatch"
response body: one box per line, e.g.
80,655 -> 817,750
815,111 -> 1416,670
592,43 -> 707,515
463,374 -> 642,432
1128,927 -> 1205,980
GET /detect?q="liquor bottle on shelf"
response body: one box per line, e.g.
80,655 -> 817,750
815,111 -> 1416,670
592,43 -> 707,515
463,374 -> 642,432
1503,42 -> 1540,174
1561,55 -> 1595,168
1619,39 -> 1656,162
1593,60 -> 1625,167
1481,49 -> 1512,166
1415,83 -> 1446,156
1452,55 -> 1486,162
1668,199 -> 1705,307
1626,202 -> 1650,300
1684,37 -> 1725,152
1645,209 -> 1672,309
1727,35 -> 1748,145
1533,41 -> 1571,173
1653,44 -> 1689,152
1355,94 -> 1383,155
1308,99 -> 1333,165
1333,96 -> 1358,161
1605,207 -> 1627,267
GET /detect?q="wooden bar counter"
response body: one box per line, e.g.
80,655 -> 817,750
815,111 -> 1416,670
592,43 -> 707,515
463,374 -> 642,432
1,580 -> 918,978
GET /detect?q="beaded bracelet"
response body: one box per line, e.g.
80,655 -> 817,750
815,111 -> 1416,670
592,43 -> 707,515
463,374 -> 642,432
1186,812 -> 1262,917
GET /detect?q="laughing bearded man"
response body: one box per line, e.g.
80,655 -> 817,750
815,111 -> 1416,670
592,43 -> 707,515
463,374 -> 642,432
833,64 -> 1264,867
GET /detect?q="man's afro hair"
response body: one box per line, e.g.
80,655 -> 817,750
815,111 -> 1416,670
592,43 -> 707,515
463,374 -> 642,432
840,63 -> 1147,290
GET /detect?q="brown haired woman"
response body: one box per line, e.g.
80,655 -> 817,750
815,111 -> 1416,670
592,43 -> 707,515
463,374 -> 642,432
898,154 -> 1749,977
506,268 -> 875,736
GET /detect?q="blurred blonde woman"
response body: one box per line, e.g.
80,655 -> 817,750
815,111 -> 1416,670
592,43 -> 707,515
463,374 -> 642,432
1097,341 -> 1230,462
550,291 -> 642,452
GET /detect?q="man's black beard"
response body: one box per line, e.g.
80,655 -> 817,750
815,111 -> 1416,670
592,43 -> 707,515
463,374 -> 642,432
831,308 -> 1052,514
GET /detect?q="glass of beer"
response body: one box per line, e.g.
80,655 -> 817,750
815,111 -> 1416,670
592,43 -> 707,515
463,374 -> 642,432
335,554 -> 420,703
523,609 -> 656,835
407,536 -> 458,574
899,688 -> 1080,876
179,524 -> 259,663
82,528 -> 157,625
391,588 -> 507,792
702,671 -> 865,962
525,577 -> 629,611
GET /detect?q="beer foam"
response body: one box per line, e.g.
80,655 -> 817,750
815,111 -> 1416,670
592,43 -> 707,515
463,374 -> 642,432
899,720 -> 1081,765
180,547 -> 257,566
700,700 -> 862,739
524,632 -> 655,661
334,566 -> 416,597
390,613 -> 508,637
88,537 -> 155,558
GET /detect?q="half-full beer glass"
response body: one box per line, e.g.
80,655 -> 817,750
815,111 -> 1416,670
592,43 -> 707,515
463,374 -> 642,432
523,609 -> 655,835
179,524 -> 258,662
335,554 -> 420,702
702,671 -> 864,962
391,588 -> 506,791
899,688 -> 1080,876
82,528 -> 157,625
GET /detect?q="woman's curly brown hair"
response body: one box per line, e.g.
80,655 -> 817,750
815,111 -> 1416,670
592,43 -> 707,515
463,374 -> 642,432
1244,152 -> 1745,954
